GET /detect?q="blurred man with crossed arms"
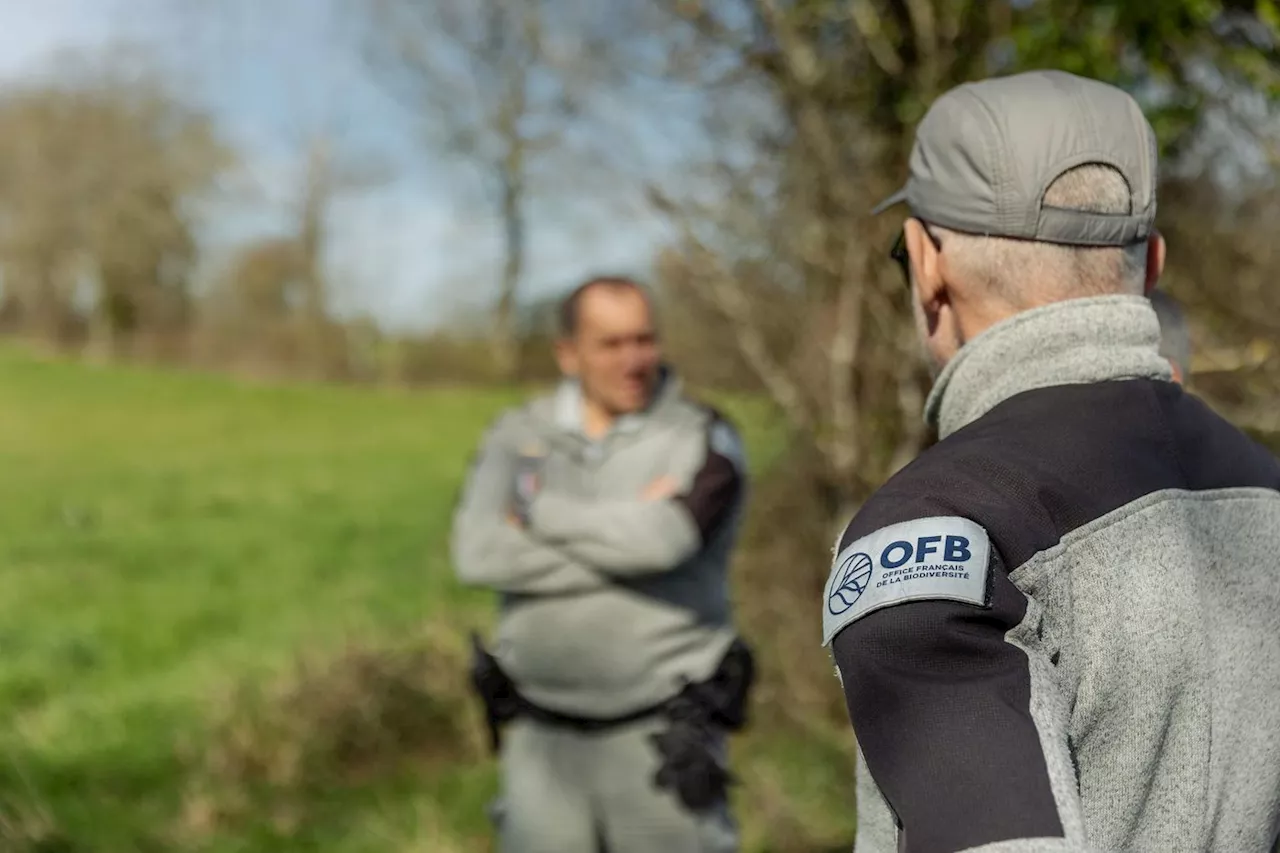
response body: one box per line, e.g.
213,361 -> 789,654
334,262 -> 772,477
453,276 -> 753,853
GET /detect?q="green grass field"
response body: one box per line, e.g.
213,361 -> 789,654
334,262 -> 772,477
0,346 -> 856,852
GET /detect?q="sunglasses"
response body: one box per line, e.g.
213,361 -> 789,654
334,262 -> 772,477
889,224 -> 942,289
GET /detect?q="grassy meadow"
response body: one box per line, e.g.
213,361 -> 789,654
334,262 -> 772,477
0,345 -> 856,852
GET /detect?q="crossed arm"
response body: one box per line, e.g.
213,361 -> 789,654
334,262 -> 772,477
450,419 -> 605,595
450,415 -> 745,592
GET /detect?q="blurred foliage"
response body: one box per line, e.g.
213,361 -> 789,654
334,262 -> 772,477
644,0 -> 1279,518
0,51 -> 230,353
1008,1 -> 1280,156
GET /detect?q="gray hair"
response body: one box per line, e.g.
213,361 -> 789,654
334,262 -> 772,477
936,164 -> 1149,304
1149,291 -> 1191,378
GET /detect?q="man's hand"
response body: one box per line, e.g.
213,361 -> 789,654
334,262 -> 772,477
642,475 -> 680,501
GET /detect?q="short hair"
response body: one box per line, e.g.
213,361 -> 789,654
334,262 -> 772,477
937,163 -> 1149,304
1150,291 -> 1191,378
557,275 -> 651,338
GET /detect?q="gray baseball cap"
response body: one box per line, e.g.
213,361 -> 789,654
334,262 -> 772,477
874,70 -> 1158,247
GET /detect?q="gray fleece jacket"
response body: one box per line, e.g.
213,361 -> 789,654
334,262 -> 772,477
451,372 -> 746,718
822,296 -> 1280,853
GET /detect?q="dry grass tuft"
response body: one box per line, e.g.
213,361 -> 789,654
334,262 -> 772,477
175,625 -> 486,842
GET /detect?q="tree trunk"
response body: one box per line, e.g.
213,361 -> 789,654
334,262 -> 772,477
491,152 -> 525,381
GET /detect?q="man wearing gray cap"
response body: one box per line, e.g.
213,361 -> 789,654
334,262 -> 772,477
821,70 -> 1280,853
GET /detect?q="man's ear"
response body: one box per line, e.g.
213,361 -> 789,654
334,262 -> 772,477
554,338 -> 578,377
904,218 -> 944,308
1144,231 -> 1166,295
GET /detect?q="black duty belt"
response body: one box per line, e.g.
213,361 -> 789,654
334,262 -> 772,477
467,632 -> 755,749
467,632 -> 756,815
514,693 -> 670,733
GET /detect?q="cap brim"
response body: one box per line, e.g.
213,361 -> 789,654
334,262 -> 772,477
871,188 -> 907,216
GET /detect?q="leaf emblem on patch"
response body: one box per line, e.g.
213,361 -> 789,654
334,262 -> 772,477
827,551 -> 874,615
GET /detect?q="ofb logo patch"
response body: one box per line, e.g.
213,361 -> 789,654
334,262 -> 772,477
821,515 -> 991,647
827,552 -> 873,615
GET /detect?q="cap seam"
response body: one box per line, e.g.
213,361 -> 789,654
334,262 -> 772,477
1073,81 -> 1102,163
1127,105 -> 1144,214
962,88 -> 1007,236
1130,102 -> 1156,216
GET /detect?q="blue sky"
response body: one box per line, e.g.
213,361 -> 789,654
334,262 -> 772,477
0,0 -> 674,331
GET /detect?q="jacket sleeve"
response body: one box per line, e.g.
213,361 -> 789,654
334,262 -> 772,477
526,416 -> 745,576
826,505 -> 1094,853
450,414 -> 606,595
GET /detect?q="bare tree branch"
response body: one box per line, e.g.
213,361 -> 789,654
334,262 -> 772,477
823,267 -> 864,484
850,0 -> 905,76
359,0 -> 584,377
647,184 -> 814,433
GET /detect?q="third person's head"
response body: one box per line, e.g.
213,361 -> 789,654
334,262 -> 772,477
1150,291 -> 1191,384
